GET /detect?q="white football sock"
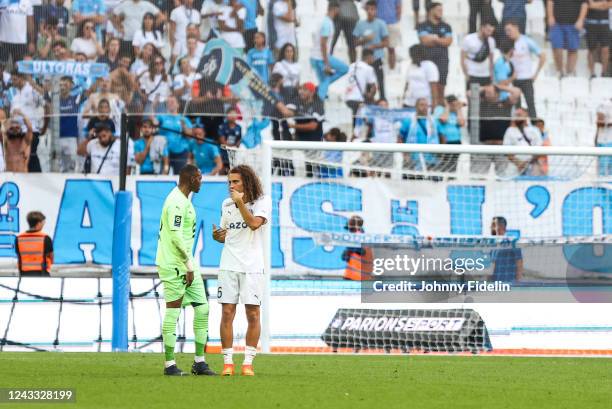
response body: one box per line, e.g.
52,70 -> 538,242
222,348 -> 233,364
194,355 -> 206,363
243,346 -> 257,365
164,360 -> 176,368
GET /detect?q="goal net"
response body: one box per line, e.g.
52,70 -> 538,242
224,141 -> 612,354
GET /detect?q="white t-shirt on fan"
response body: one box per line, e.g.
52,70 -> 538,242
345,61 -> 377,102
0,0 -> 33,44
219,195 -> 271,273
219,5 -> 246,49
403,61 -> 439,107
462,32 -> 496,78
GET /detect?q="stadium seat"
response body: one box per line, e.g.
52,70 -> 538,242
560,77 -> 590,100
534,77 -> 561,101
590,78 -> 612,103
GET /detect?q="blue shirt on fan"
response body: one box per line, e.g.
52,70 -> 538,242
353,18 -> 389,61
59,93 -> 83,138
246,46 -> 274,83
377,0 -> 401,24
156,114 -> 193,154
240,0 -> 258,30
190,139 -> 221,174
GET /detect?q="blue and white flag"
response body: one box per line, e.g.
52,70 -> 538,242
17,60 -> 110,78
198,38 -> 277,148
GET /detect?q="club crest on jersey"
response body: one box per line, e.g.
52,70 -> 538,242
174,216 -> 182,227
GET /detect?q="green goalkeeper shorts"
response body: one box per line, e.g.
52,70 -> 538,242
160,268 -> 207,306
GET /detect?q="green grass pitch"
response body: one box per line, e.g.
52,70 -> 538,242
1,353 -> 610,409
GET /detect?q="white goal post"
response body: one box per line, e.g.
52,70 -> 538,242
250,141 -> 612,353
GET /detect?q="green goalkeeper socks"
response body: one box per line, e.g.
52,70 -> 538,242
162,308 -> 181,362
193,304 -> 209,357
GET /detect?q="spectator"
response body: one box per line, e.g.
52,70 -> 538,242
377,0 -> 402,70
265,73 -> 294,141
133,12 -> 165,55
532,117 -> 550,175
504,21 -> 545,119
139,55 -> 172,114
412,0 -> 432,29
547,0 -> 588,77
468,0 -> 496,33
71,19 -> 104,61
332,0 -> 359,63
321,127 -> 345,176
200,0 -> 225,41
289,82 -> 325,142
341,215 -> 372,280
131,42 -> 158,77
311,1 -> 348,100
246,32 -> 275,84
353,1 -> 389,99
170,0 -> 201,56
501,0 -> 531,34
502,107 -> 544,176
0,0 -> 35,64
585,0 -> 611,78
172,24 -> 205,67
492,39 -> 522,106
241,0 -> 264,51
219,0 -> 247,53
36,16 -> 67,60
189,127 -> 223,175
402,44 -> 439,109
78,122 -> 133,175
2,112 -> 33,172
435,95 -> 465,145
272,43 -> 300,90
134,118 -> 169,175
217,107 -> 242,168
15,211 -> 53,276
417,2 -> 452,104
434,94 -> 465,172
596,98 -> 612,176
174,35 -> 205,73
399,97 -> 440,170
39,0 -> 70,37
72,52 -> 96,95
97,38 -> 122,72
173,56 -> 202,106
155,95 -> 194,174
490,216 -> 523,282
111,54 -> 140,112
85,99 -> 117,138
5,71 -> 49,173
58,76 -> 83,173
51,40 -> 71,62
271,0 -> 297,53
461,20 -> 496,89
363,98 -> 397,149
112,0 -> 165,54
345,48 -> 377,124
71,0 -> 106,39
82,77 -> 123,122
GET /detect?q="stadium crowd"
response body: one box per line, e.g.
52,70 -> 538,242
0,0 -> 611,176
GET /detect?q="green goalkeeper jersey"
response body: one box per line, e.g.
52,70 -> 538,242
156,187 -> 196,279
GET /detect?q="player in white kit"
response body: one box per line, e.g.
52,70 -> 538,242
212,165 -> 271,376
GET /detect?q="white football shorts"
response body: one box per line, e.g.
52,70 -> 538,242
217,270 -> 264,305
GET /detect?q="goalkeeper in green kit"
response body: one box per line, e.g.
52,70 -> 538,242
156,164 -> 216,376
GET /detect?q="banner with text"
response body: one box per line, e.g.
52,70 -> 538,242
0,174 -> 611,277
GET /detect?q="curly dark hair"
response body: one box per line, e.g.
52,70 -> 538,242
229,165 -> 263,203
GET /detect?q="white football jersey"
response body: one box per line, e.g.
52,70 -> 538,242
219,195 -> 271,273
